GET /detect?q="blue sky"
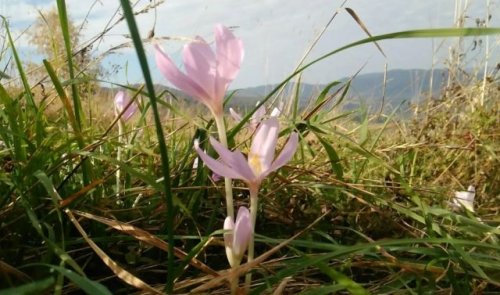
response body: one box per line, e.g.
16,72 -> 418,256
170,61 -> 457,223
2,0 -> 499,88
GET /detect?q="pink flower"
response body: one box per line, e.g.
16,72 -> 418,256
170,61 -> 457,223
230,101 -> 281,131
194,117 -> 298,189
224,206 -> 253,267
155,24 -> 244,117
114,91 -> 137,121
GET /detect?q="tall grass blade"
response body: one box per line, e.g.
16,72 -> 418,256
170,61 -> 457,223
1,17 -> 37,112
0,84 -> 27,162
119,1 -> 176,292
34,264 -> 112,295
56,0 -> 83,131
230,27 -> 500,139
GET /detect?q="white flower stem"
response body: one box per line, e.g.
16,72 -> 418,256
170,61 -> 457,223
245,185 -> 259,292
214,115 -> 235,220
116,119 -> 124,198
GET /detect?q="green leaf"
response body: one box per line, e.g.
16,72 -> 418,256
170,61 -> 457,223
313,260 -> 369,295
26,264 -> 112,295
0,70 -> 11,79
118,2 -> 176,291
0,277 -> 54,295
314,132 -> 343,180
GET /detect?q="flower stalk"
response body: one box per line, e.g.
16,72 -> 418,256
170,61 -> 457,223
214,115 -> 235,219
245,185 -> 259,291
114,91 -> 137,198
116,119 -> 124,197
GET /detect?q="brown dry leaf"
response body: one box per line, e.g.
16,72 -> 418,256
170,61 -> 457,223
70,209 -> 219,277
190,211 -> 329,293
345,7 -> 386,58
0,260 -> 31,282
65,209 -> 162,294
272,276 -> 293,295
60,178 -> 106,208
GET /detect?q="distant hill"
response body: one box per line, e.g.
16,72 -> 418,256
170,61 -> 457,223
229,69 -> 451,112
103,69 -> 463,115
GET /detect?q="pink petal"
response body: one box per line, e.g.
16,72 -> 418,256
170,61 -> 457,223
214,25 -> 244,105
250,103 -> 266,129
268,132 -> 299,175
229,108 -> 242,123
223,216 -> 235,267
211,172 -> 222,182
155,45 -> 210,102
114,91 -> 126,112
215,24 -> 244,82
114,91 -> 136,121
250,117 -> 279,174
223,216 -> 234,248
194,140 -> 244,179
183,37 -> 217,103
209,137 -> 256,181
232,206 -> 252,258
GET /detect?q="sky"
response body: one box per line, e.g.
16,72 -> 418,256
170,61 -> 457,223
1,0 -> 499,88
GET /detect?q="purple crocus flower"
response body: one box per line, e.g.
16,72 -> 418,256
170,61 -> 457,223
194,117 -> 298,190
155,24 -> 244,117
224,206 -> 253,267
114,91 -> 137,121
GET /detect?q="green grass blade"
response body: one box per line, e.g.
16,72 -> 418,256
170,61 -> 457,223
230,27 -> 500,139
0,84 -> 27,162
29,264 -> 112,295
119,1 -> 176,292
314,132 -> 343,180
1,17 -> 37,111
34,170 -> 63,224
55,0 -> 91,186
313,260 -> 369,295
43,60 -> 79,135
0,277 -> 55,295
56,0 -> 83,131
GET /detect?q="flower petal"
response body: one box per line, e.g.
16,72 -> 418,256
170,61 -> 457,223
214,25 -> 244,105
223,216 -> 235,267
267,132 -> 299,176
194,140 -> 244,179
232,207 -> 252,258
183,37 -> 217,102
114,91 -> 126,113
209,137 -> 256,181
229,108 -> 242,123
155,45 -> 210,101
250,103 -> 266,129
215,24 -> 244,82
223,216 -> 234,248
249,117 -> 279,175
114,91 -> 137,121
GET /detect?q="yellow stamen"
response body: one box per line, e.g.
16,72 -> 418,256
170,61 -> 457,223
248,153 -> 262,176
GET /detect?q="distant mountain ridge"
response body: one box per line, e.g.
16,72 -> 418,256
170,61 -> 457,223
229,69 -> 451,111
108,69 -> 469,113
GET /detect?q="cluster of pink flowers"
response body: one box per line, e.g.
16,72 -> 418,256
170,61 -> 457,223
116,24 -> 298,289
153,25 -> 299,272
